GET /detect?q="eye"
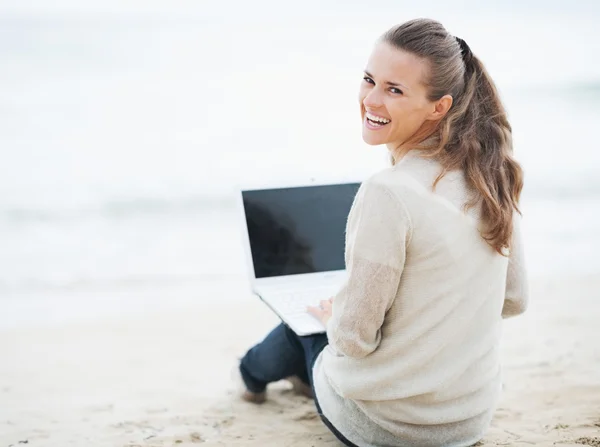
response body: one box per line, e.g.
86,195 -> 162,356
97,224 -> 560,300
389,87 -> 403,95
363,76 -> 375,85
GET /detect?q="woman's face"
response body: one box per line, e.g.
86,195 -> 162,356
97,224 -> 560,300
359,41 -> 442,150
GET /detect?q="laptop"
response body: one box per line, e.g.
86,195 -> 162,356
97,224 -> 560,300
238,181 -> 361,336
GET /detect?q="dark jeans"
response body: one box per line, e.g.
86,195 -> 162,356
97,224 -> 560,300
240,323 -> 359,447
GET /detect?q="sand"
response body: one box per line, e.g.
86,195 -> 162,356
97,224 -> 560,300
1,275 -> 599,447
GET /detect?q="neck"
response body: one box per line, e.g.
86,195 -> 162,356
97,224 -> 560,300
388,132 -> 440,164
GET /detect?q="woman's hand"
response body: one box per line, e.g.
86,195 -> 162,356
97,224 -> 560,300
307,297 -> 333,327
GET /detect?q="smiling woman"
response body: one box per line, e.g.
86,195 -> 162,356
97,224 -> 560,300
237,18 -> 527,447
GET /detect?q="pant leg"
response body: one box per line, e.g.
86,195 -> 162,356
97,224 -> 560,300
297,333 -> 329,386
240,323 -> 358,447
239,323 -> 309,393
297,333 -> 359,447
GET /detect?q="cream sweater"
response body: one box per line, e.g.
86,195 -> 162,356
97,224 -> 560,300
313,150 -> 528,447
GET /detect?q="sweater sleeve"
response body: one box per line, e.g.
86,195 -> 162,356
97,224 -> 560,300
502,212 -> 529,318
326,179 -> 411,359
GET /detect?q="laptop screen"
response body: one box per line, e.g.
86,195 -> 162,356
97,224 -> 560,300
242,183 -> 361,278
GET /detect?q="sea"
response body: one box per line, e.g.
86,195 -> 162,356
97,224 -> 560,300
1,0 -> 599,327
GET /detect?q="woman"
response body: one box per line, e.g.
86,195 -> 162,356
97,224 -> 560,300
239,18 -> 528,447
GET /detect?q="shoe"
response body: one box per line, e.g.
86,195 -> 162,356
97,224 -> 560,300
241,389 -> 267,404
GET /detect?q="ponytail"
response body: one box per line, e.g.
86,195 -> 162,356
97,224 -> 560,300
383,19 -> 524,255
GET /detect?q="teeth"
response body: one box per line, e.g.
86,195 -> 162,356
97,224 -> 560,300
366,112 -> 390,124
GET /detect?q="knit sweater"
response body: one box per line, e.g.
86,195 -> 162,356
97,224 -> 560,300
312,150 -> 529,447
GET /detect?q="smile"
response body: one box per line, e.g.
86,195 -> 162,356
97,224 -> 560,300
365,111 -> 391,129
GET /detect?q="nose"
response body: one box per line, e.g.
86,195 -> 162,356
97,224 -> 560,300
362,87 -> 384,109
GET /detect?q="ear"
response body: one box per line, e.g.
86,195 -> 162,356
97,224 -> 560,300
426,94 -> 453,121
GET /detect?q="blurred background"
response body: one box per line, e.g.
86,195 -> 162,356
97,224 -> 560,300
1,0 -> 599,328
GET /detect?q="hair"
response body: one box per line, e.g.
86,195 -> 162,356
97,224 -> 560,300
382,18 -> 524,255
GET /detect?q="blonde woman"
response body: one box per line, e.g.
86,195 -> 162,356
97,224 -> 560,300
239,18 -> 528,447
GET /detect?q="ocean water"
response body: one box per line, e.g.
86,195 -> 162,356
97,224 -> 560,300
1,1 -> 599,324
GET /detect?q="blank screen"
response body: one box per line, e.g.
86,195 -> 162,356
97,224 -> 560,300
242,183 -> 361,278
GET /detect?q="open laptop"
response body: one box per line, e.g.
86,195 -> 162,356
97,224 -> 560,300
238,181 -> 361,336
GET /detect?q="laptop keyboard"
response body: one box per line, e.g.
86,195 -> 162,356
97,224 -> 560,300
257,282 -> 343,335
275,288 -> 330,316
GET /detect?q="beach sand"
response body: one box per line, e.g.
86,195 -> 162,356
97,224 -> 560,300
1,275 -> 599,447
